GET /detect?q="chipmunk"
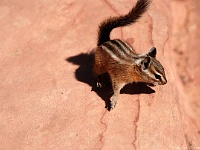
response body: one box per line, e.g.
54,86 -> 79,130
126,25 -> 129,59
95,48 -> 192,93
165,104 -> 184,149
93,0 -> 167,109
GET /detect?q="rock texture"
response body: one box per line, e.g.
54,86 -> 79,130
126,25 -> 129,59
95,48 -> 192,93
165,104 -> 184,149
0,0 -> 200,149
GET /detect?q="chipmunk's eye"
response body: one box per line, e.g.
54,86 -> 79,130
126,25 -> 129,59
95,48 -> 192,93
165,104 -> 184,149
154,73 -> 161,80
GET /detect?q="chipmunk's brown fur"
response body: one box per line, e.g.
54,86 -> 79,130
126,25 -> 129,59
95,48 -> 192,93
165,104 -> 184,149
93,0 -> 167,109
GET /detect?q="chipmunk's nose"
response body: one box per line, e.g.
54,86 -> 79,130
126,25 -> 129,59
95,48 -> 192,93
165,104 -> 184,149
158,76 -> 167,85
163,80 -> 167,85
161,77 -> 167,85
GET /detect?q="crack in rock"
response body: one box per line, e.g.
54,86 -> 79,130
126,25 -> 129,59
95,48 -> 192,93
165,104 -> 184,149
132,95 -> 141,150
97,109 -> 107,150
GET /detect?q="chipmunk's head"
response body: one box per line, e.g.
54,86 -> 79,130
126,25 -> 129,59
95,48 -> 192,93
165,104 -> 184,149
136,47 -> 167,86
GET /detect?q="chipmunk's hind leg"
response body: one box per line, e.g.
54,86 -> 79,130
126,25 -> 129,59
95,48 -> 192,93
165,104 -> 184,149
93,61 -> 106,88
96,75 -> 105,88
93,61 -> 103,88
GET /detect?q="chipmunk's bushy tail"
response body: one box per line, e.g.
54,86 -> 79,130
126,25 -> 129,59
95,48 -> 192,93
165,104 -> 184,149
97,0 -> 151,46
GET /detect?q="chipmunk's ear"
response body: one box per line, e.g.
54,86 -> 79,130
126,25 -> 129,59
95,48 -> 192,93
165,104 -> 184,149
148,47 -> 156,58
141,56 -> 151,70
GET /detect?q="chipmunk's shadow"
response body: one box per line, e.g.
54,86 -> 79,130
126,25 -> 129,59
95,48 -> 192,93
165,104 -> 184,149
66,52 -> 155,110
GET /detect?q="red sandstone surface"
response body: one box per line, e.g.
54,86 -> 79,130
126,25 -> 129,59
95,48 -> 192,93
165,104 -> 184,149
0,0 -> 200,149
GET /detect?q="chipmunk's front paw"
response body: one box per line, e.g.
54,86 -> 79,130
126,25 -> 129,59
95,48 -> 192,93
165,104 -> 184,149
105,99 -> 117,111
110,100 -> 117,110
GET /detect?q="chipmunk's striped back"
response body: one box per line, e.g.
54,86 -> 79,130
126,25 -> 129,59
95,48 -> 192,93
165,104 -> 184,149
101,39 -> 138,63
